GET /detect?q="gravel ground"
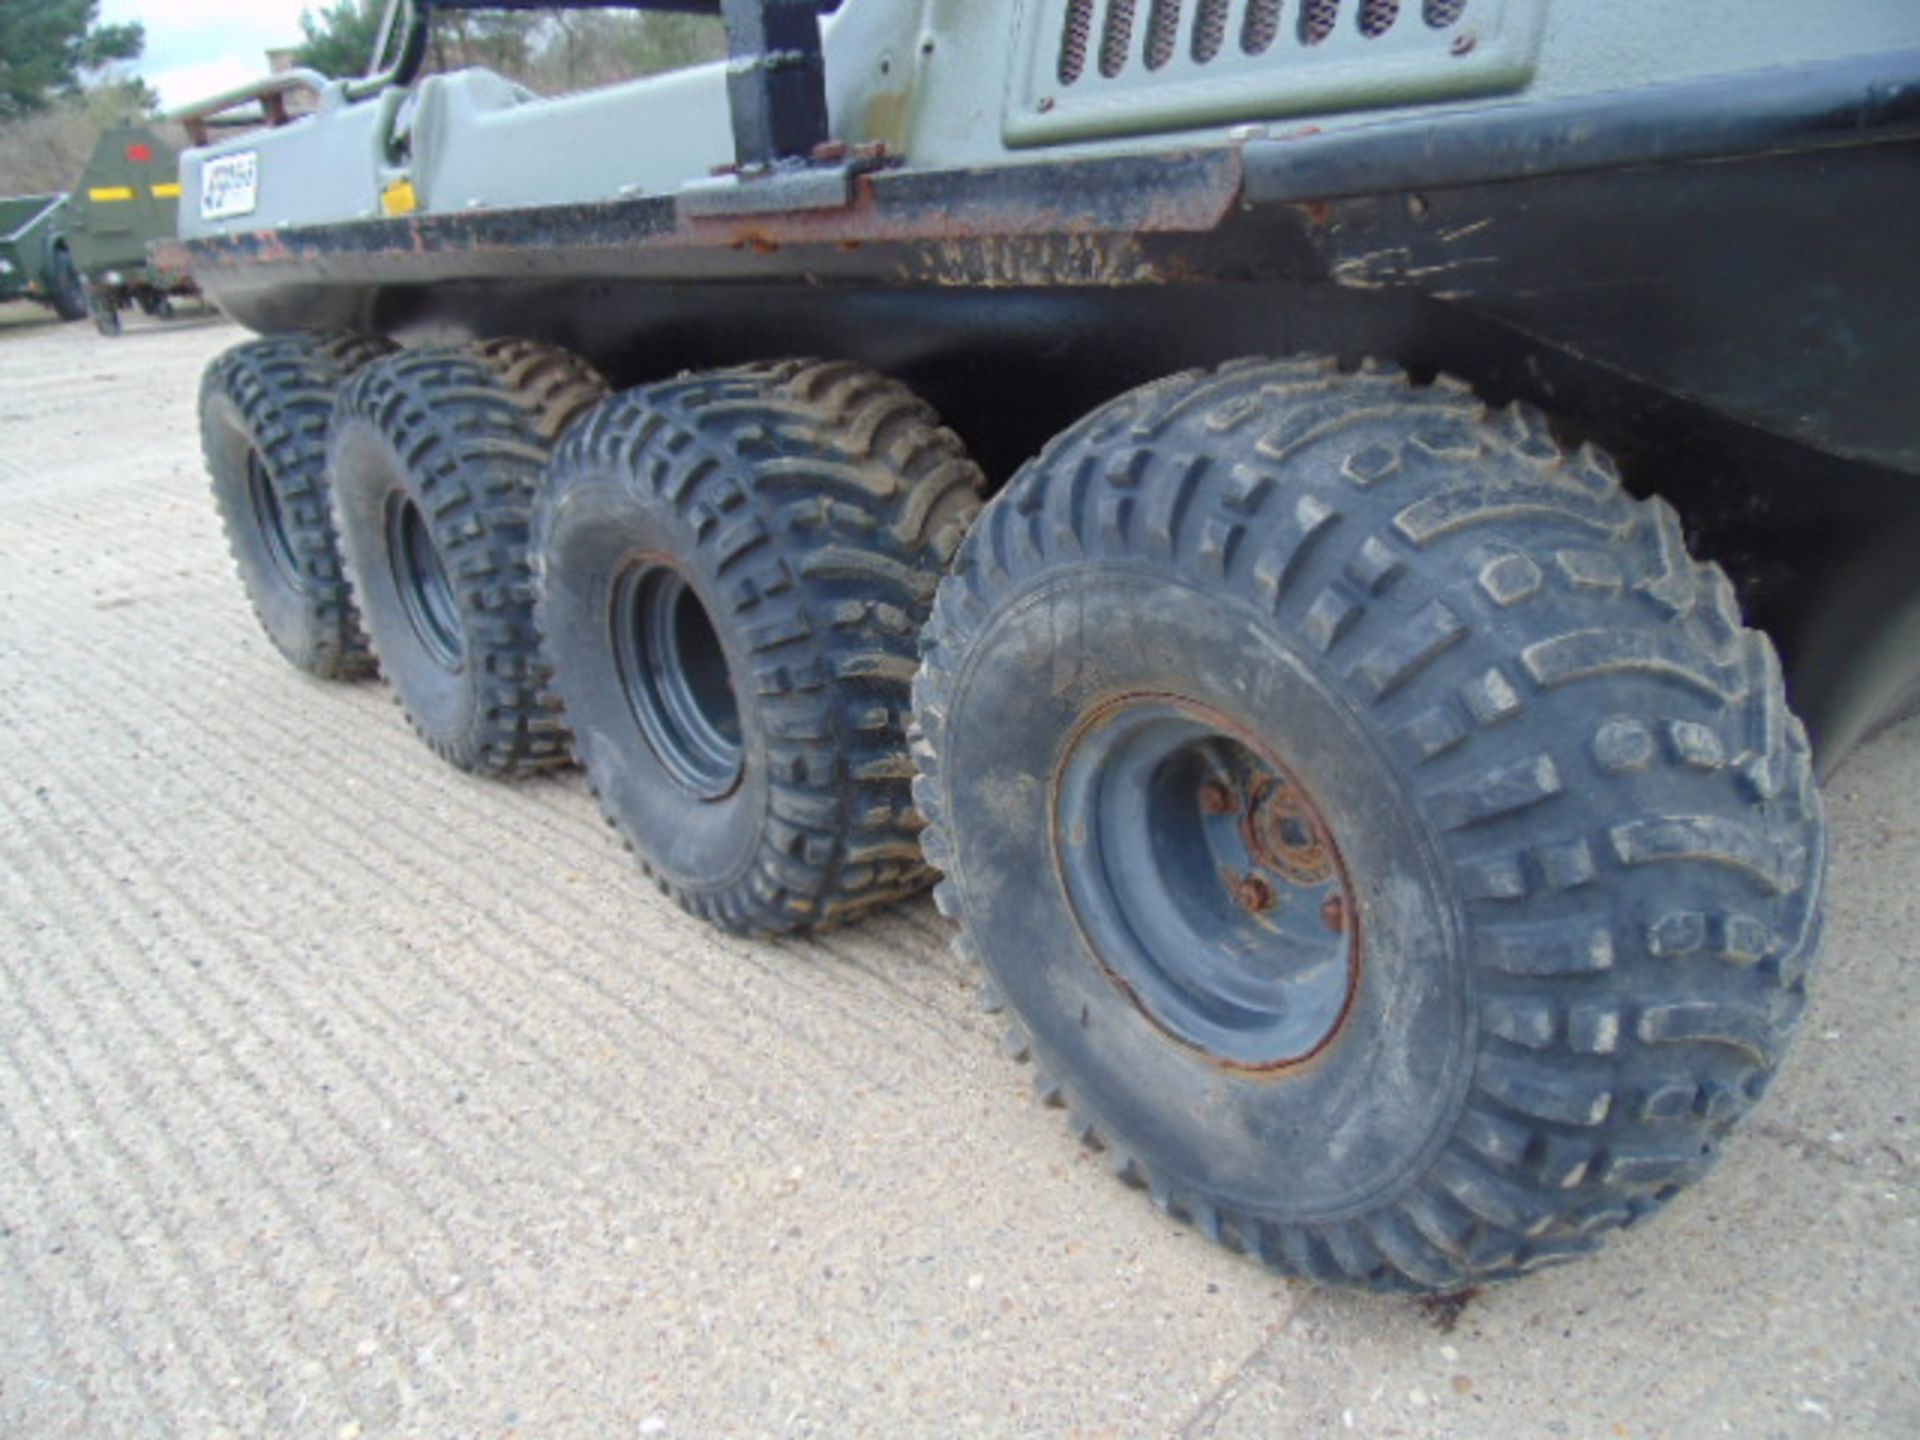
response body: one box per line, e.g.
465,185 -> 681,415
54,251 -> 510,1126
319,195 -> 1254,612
1,310 -> 1915,1439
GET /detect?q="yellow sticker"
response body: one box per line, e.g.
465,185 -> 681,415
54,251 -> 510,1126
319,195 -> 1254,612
380,179 -> 418,216
88,186 -> 134,202
151,183 -> 182,199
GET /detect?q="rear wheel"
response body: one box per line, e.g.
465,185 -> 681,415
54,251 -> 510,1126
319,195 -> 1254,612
536,360 -> 983,934
330,339 -> 607,776
201,332 -> 397,678
913,358 -> 1825,1292
47,247 -> 87,321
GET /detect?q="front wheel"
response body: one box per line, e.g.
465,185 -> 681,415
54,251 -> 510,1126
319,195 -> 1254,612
912,359 -> 1824,1292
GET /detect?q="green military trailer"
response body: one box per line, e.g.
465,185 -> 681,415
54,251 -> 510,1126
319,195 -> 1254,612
0,192 -> 89,321
166,1 -> 1920,1294
63,122 -> 199,336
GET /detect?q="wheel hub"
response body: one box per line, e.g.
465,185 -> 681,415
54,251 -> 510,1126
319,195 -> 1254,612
385,493 -> 464,669
611,562 -> 743,800
1051,695 -> 1359,1071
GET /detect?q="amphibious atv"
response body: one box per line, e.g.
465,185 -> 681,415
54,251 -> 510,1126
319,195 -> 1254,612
167,0 -> 1920,1293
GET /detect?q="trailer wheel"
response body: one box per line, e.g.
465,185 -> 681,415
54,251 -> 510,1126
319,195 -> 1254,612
330,340 -> 606,776
201,332 -> 397,678
47,246 -> 87,322
912,358 -> 1825,1292
536,361 -> 984,934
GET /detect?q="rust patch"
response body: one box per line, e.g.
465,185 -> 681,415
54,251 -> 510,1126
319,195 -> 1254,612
173,147 -> 1247,297
1198,778 -> 1237,815
904,232 -> 1160,288
1241,774 -> 1336,888
1227,870 -> 1276,914
1047,689 -> 1364,1079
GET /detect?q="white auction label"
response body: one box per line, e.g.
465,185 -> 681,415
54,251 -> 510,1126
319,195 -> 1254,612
200,152 -> 260,222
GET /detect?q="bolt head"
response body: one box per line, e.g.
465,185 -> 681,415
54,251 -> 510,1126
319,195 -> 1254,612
1233,873 -> 1276,913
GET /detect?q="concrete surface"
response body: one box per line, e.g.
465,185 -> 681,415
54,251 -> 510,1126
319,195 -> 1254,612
0,312 -> 1915,1439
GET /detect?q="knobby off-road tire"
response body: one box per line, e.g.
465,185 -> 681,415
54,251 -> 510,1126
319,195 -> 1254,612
330,339 -> 607,775
201,331 -> 397,678
48,246 -> 88,322
912,358 -> 1825,1292
535,360 -> 984,934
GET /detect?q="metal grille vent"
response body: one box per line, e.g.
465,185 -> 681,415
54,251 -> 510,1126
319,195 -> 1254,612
1193,0 -> 1231,62
1299,0 -> 1340,46
1056,0 -> 1472,85
1014,0 -> 1526,149
1058,0 -> 1094,85
1359,1 -> 1402,39
1242,0 -> 1282,56
1147,0 -> 1182,70
1100,0 -> 1139,79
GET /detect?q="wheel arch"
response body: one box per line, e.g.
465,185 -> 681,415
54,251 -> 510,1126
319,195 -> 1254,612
244,277 -> 1920,765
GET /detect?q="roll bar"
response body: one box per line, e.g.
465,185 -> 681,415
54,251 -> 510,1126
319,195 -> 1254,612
176,1 -> 839,169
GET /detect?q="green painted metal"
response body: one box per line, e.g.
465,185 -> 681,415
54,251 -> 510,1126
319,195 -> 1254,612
175,0 -> 1920,242
0,193 -> 70,305
1001,0 -> 1546,146
65,123 -> 187,281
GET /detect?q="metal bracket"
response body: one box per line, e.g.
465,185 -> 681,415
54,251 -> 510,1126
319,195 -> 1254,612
679,163 -> 850,219
677,141 -> 892,220
720,0 -> 831,169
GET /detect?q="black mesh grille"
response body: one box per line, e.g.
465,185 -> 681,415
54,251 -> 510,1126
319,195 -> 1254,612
1059,0 -> 1095,83
1146,0 -> 1182,70
1100,0 -> 1139,78
1300,0 -> 1341,46
1242,0 -> 1283,55
1192,0 -> 1230,62
1059,0 -> 1449,90
1359,0 -> 1401,37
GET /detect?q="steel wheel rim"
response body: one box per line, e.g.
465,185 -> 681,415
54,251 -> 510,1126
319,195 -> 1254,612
1051,694 -> 1360,1071
611,562 -> 744,799
385,493 -> 463,669
246,450 -> 301,587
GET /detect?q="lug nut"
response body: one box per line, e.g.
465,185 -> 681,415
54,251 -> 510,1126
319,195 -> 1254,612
1233,872 -> 1275,913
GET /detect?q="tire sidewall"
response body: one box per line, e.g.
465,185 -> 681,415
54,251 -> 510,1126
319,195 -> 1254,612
540,471 -> 772,895
941,564 -> 1475,1221
203,386 -> 329,667
49,248 -> 88,321
330,420 -> 479,748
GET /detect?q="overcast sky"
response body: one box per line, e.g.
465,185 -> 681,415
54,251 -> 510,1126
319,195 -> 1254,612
101,0 -> 335,109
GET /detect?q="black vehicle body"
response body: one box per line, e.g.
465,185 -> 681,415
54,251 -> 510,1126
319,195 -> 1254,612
168,42 -> 1920,766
